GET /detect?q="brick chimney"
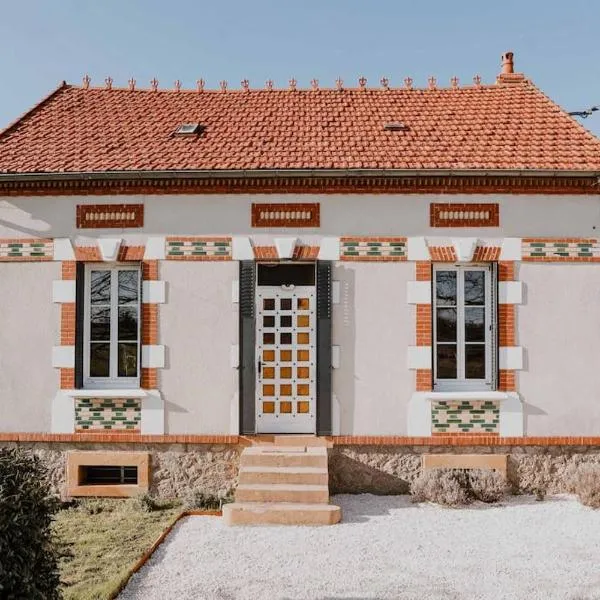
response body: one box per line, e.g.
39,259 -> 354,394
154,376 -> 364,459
501,51 -> 514,74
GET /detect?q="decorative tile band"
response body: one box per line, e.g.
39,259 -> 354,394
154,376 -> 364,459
522,239 -> 600,261
340,237 -> 407,261
75,398 -> 141,432
0,239 -> 53,261
166,237 -> 232,260
431,400 -> 500,434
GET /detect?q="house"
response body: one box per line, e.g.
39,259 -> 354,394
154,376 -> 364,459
0,52 -> 599,514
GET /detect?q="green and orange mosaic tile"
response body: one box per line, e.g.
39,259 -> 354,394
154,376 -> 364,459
166,238 -> 232,259
340,238 -> 407,259
0,240 -> 53,260
522,240 -> 600,260
431,400 -> 499,434
75,398 -> 141,432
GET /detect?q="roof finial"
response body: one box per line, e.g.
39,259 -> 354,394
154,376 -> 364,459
450,76 -> 459,89
404,77 -> 413,90
197,79 -> 205,93
128,78 -> 136,91
150,78 -> 159,92
82,74 -> 91,90
241,79 -> 250,91
358,76 -> 367,90
104,76 -> 113,90
473,74 -> 482,87
335,77 -> 343,91
428,76 -> 437,90
289,78 -> 297,91
501,51 -> 514,74
174,80 -> 182,92
310,78 -> 319,91
219,80 -> 228,92
380,77 -> 389,90
265,79 -> 274,91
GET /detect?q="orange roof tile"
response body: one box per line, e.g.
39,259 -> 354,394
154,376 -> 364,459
1,75 -> 600,174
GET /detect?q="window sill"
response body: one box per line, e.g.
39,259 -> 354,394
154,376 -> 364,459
64,389 -> 150,399
422,391 -> 516,401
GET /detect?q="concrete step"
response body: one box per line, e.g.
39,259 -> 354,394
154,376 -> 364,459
241,446 -> 328,469
222,502 -> 342,526
235,483 -> 329,504
239,466 -> 329,486
251,435 -> 331,448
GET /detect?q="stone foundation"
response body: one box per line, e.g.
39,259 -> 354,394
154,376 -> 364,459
2,441 -> 600,498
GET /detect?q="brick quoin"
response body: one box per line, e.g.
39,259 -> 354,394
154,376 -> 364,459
416,369 -> 433,392
60,368 -> 75,390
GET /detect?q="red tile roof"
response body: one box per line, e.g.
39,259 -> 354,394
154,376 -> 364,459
1,76 -> 600,174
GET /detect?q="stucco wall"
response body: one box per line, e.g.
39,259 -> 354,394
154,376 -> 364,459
159,261 -> 238,434
332,262 -> 414,435
0,262 -> 60,432
519,263 -> 600,435
2,193 -> 600,240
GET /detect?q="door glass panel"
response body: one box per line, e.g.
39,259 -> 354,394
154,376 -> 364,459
435,271 -> 456,306
280,315 -> 292,327
90,343 -> 110,377
465,307 -> 485,342
118,307 -> 138,340
464,271 -> 485,305
280,298 -> 292,310
263,332 -> 275,344
280,384 -> 292,396
297,315 -> 310,327
297,384 -> 310,396
436,308 -> 457,342
297,401 -> 310,413
465,345 -> 486,379
262,401 -> 275,413
263,384 -> 275,396
90,271 -> 111,304
263,298 -> 275,310
263,367 -> 275,379
297,298 -> 310,310
280,401 -> 292,414
280,367 -> 292,379
297,367 -> 310,379
90,307 -> 110,340
297,333 -> 310,344
118,343 -> 138,377
263,316 -> 275,327
280,333 -> 292,345
118,270 -> 138,304
436,345 -> 457,379
263,350 -> 275,361
297,350 -> 310,361
279,350 -> 292,361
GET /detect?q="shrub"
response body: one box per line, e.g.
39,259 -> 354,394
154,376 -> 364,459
182,488 -> 234,511
410,468 -> 507,506
571,465 -> 600,509
410,469 -> 471,506
468,469 -> 507,503
0,447 -> 61,600
126,492 -> 178,513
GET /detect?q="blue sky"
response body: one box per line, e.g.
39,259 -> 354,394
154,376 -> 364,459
2,0 -> 600,136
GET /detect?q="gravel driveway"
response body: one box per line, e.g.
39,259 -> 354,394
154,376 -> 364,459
119,494 -> 600,600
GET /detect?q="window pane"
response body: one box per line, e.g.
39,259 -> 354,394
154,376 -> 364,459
118,271 -> 139,304
90,343 -> 110,377
465,344 -> 486,379
436,308 -> 457,342
90,271 -> 111,304
118,307 -> 138,341
464,271 -> 485,305
435,271 -> 456,306
90,307 -> 110,341
436,345 -> 457,379
465,307 -> 485,342
118,343 -> 138,377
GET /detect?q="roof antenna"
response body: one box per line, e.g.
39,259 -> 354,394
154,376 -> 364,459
568,106 -> 599,119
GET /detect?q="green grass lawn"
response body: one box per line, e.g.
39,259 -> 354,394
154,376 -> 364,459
52,499 -> 181,600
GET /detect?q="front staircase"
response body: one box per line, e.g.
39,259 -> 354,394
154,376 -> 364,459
222,440 -> 341,526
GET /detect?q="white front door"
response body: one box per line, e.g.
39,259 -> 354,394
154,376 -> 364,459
255,286 -> 316,433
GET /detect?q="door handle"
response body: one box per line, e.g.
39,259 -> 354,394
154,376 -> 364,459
257,358 -> 262,377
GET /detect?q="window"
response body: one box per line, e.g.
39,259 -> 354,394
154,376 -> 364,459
83,265 -> 141,389
433,264 -> 496,391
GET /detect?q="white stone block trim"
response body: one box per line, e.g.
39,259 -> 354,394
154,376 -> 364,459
453,237 -> 478,262
98,238 -> 122,262
332,281 -> 340,304
52,346 -> 75,368
52,280 -> 76,303
499,281 -> 523,304
407,346 -> 432,370
53,238 -> 75,261
318,237 -> 341,261
141,345 -> 165,368
142,281 -> 166,304
51,391 -> 75,433
275,237 -> 297,259
406,281 -> 431,304
141,390 -> 165,434
407,236 -> 430,260
232,236 -> 254,260
407,391 -> 524,437
499,346 -> 523,370
144,236 -> 167,260
332,345 -> 340,369
499,392 -> 524,436
500,237 -> 522,261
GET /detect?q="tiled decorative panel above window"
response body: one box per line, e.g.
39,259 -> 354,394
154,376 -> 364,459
430,203 -> 499,227
77,204 -> 144,229
252,203 -> 320,228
